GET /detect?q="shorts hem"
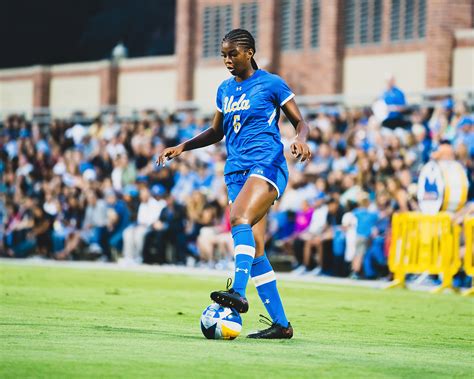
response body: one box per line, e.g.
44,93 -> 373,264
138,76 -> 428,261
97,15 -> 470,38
249,173 -> 280,198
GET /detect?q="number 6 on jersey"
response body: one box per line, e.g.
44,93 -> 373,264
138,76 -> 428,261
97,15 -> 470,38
233,114 -> 242,134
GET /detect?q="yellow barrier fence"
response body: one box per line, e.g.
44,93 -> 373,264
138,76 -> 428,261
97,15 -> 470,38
463,217 -> 474,296
387,212 -> 461,293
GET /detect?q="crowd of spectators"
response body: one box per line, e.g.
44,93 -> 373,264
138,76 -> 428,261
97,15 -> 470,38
1,79 -> 473,281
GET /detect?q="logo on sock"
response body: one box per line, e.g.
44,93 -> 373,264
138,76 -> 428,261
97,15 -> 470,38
236,267 -> 249,274
264,299 -> 270,304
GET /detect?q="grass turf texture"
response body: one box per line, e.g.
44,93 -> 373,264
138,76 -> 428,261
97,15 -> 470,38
1,263 -> 473,379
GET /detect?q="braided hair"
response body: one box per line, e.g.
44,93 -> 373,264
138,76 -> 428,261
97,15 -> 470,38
222,29 -> 258,70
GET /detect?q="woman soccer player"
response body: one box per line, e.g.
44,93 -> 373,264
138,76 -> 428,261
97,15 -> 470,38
157,29 -> 311,339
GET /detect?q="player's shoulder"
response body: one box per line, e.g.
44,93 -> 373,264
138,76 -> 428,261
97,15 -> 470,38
258,71 -> 290,95
258,69 -> 285,84
217,77 -> 235,92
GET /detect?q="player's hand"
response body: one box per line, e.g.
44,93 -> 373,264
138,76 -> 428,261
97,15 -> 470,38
290,139 -> 311,162
156,144 -> 185,167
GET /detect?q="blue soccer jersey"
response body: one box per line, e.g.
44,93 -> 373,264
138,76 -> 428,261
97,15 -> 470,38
216,69 -> 295,175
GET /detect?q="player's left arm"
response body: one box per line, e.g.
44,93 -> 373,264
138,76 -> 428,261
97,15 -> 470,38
282,98 -> 312,162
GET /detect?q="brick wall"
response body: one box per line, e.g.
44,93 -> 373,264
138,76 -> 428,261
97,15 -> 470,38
32,68 -> 51,108
426,0 -> 473,89
176,0 -> 196,102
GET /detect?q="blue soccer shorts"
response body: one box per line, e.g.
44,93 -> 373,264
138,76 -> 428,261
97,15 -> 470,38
224,162 -> 289,203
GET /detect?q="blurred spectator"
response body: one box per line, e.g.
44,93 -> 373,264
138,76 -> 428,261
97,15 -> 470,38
111,154 -> 137,192
105,189 -> 131,260
31,200 -> 54,257
162,114 -> 179,147
0,194 -> 6,252
306,143 -> 332,178
82,189 -> 110,260
299,197 -> 343,275
122,186 -> 165,264
351,192 -> 379,279
53,194 -> 84,260
142,194 -> 187,265
363,191 -> 393,279
341,201 -> 358,269
377,74 -> 410,129
3,199 -> 35,257
196,203 -> 233,267
171,162 -> 197,204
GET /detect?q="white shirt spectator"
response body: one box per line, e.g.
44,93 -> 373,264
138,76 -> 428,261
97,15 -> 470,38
307,204 -> 329,235
137,197 -> 166,226
106,142 -> 127,160
278,187 -> 303,212
84,199 -> 108,228
342,212 -> 358,262
53,159 -> 66,176
340,185 -> 362,207
111,167 -> 123,192
5,140 -> 18,159
43,201 -> 59,216
315,115 -> 332,134
298,183 -> 319,204
103,123 -> 121,141
16,162 -> 33,177
163,122 -> 179,140
65,123 -> 88,145
332,156 -> 349,172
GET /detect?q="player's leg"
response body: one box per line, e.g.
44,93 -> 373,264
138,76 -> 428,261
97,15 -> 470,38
247,215 -> 293,338
229,177 -> 277,294
210,176 -> 277,313
252,215 -> 290,325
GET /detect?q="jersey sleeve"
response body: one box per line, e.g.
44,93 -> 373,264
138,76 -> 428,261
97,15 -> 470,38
215,83 -> 224,113
271,75 -> 295,107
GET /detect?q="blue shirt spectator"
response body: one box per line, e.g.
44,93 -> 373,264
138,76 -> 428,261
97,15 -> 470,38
382,86 -> 406,120
454,115 -> 474,157
353,207 -> 378,238
171,164 -> 198,204
112,199 -> 131,232
105,190 -> 131,252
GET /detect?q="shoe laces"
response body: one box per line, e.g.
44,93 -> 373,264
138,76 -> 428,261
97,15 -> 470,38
225,277 -> 234,292
258,314 -> 275,328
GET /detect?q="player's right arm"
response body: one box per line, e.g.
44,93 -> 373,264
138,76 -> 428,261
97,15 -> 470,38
156,111 -> 224,166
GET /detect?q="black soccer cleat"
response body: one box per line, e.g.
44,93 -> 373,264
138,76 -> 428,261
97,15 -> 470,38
210,278 -> 249,313
247,314 -> 293,339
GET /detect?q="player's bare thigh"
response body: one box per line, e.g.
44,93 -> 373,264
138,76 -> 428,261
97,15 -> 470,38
230,176 -> 277,227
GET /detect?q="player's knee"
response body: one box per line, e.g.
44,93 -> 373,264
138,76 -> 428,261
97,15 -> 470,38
230,214 -> 250,227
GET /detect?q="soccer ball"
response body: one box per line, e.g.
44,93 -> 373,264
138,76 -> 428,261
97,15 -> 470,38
200,303 -> 242,340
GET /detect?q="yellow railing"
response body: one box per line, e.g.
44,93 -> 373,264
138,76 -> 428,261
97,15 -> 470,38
387,212 -> 461,293
463,217 -> 474,296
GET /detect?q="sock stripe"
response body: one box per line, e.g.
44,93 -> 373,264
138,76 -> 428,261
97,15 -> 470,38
252,271 -> 276,287
235,244 -> 256,257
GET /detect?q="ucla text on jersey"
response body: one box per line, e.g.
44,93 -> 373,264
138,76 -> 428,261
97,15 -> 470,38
223,94 -> 251,114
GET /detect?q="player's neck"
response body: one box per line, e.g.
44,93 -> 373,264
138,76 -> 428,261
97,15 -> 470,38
235,68 -> 256,82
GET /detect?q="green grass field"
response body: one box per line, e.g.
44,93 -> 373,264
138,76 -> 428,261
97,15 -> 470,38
1,263 -> 473,378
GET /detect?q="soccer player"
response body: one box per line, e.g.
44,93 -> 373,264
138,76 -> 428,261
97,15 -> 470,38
157,29 -> 311,339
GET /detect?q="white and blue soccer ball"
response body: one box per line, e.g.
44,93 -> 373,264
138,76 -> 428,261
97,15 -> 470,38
200,303 -> 242,340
